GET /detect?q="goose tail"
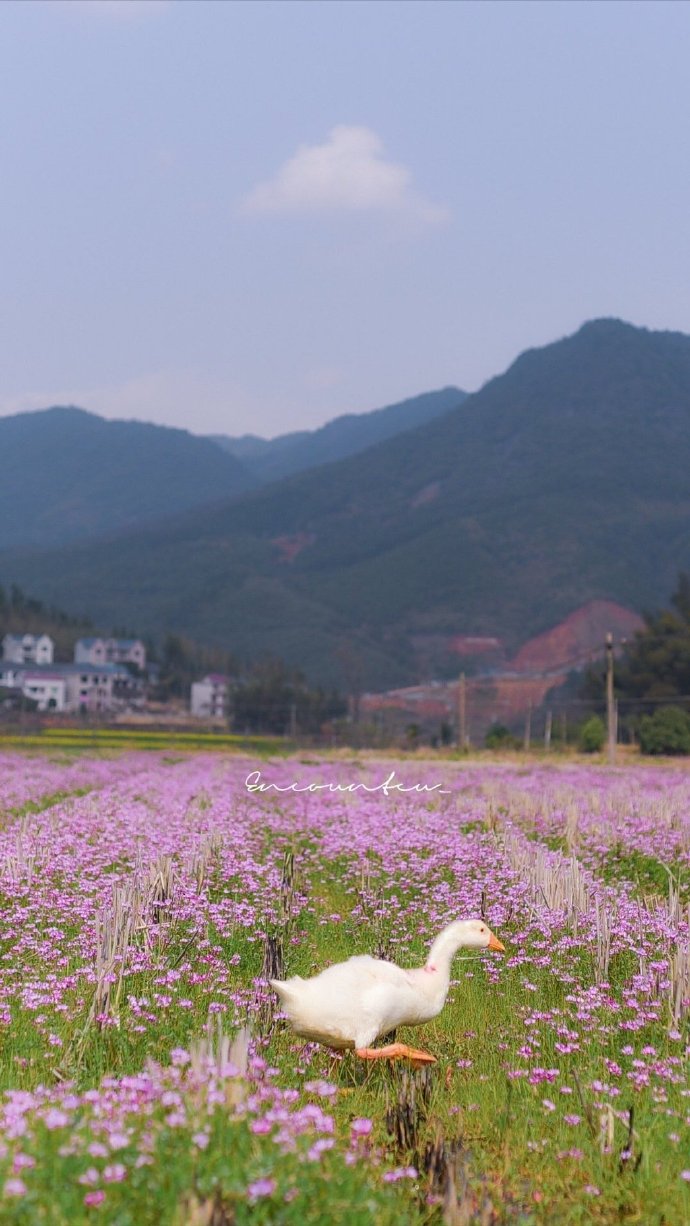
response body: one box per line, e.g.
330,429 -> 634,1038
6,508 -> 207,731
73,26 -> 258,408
269,976 -> 304,1002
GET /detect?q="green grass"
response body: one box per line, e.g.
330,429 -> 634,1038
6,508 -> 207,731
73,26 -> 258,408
0,728 -> 285,755
601,846 -> 690,900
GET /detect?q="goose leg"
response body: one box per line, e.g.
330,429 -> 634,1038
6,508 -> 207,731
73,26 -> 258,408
355,1042 -> 436,1067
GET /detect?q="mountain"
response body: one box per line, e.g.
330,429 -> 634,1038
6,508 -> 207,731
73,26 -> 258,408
209,387 -> 466,481
0,407 -> 257,548
3,320 -> 690,688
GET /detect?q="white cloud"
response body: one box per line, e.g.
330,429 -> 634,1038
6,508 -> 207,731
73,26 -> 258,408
242,125 -> 448,224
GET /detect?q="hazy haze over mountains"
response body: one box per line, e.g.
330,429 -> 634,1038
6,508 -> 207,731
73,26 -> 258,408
2,391 -> 463,550
0,406 -> 257,548
210,388 -> 466,482
3,319 -> 689,688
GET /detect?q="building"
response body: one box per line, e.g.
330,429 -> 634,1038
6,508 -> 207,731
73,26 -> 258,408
0,663 -> 25,690
74,638 -> 107,666
75,637 -> 147,670
191,674 -> 230,719
2,633 -> 54,665
66,664 -> 118,712
0,662 -> 130,714
108,638 -> 146,669
21,671 -> 69,712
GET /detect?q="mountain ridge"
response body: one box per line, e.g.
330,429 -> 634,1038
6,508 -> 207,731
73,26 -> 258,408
209,386 -> 466,481
3,318 -> 689,688
0,405 -> 258,549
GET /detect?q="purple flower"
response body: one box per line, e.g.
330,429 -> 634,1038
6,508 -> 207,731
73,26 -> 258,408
383,1166 -> 417,1182
4,1178 -> 27,1197
247,1178 -> 275,1201
84,1190 -> 106,1207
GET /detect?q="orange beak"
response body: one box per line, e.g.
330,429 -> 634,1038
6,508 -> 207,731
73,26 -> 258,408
488,931 -> 506,953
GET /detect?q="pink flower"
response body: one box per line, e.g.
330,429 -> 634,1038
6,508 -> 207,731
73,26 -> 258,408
4,1178 -> 27,1197
103,1164 -> 126,1184
248,1177 -> 275,1200
304,1080 -> 337,1098
84,1190 -> 106,1207
351,1118 -> 373,1138
307,1138 -> 335,1161
13,1154 -> 35,1171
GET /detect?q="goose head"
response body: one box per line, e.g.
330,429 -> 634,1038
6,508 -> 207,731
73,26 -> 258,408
452,918 -> 506,952
425,918 -> 506,976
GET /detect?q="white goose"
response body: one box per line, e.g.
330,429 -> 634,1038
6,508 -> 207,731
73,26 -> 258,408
271,919 -> 505,1066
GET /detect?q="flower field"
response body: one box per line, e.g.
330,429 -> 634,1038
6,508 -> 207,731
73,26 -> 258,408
0,751 -> 688,1224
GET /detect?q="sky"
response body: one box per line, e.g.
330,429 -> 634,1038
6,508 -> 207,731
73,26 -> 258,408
1,0 -> 690,437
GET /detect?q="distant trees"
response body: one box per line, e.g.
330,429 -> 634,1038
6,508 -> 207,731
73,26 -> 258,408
614,573 -> 690,700
638,707 -> 690,755
578,715 -> 605,753
581,573 -> 690,752
484,722 -> 516,750
582,573 -> 690,706
0,583 -> 92,629
157,634 -> 238,699
231,656 -> 346,736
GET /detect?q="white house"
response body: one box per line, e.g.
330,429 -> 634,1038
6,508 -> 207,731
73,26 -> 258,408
64,664 -> 127,712
106,638 -> 146,669
21,672 -> 68,712
75,637 -> 146,670
1,662 -> 130,713
191,674 -> 229,719
2,633 -> 54,665
0,663 -> 26,690
74,637 -> 107,666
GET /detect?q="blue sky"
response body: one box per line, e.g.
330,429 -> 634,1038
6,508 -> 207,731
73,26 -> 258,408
1,0 -> 689,436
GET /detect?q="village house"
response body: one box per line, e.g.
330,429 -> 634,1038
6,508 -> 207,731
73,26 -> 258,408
2,633 -> 54,665
190,674 -> 230,719
0,661 -> 130,714
21,671 -> 69,712
74,637 -> 147,670
74,637 -> 107,666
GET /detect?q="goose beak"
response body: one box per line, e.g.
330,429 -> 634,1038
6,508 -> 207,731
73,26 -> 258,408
487,931 -> 506,953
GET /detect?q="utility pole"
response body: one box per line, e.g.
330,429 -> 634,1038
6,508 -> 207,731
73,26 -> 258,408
289,702 -> 297,740
523,702 -> 532,752
457,672 -> 466,750
544,709 -> 552,751
606,632 -> 616,765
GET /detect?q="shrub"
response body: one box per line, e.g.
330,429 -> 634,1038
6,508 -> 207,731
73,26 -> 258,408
485,722 -> 515,750
638,706 -> 690,755
579,715 -> 605,753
